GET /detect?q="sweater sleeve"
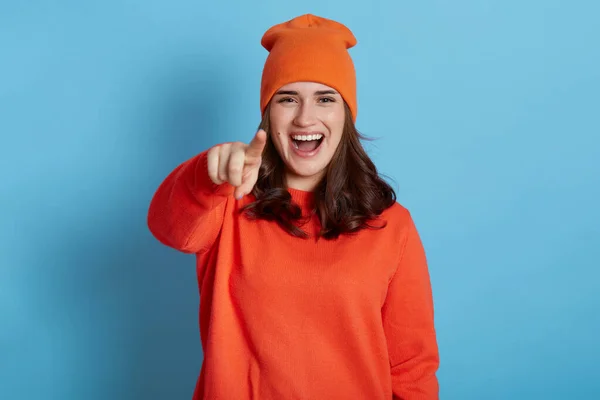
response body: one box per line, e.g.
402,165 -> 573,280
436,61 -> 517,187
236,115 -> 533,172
382,211 -> 440,399
147,149 -> 234,254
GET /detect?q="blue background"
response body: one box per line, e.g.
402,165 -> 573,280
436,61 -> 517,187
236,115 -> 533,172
1,1 -> 598,399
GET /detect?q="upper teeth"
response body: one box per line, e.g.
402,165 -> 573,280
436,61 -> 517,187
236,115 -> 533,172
292,134 -> 323,141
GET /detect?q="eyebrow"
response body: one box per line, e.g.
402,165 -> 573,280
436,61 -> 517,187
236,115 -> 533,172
275,90 -> 339,96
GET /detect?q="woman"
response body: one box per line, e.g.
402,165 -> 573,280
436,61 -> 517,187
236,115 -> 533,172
148,14 -> 439,400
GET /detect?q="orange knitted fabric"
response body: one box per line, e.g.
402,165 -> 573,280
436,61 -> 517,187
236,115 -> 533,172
147,151 -> 440,399
260,14 -> 359,121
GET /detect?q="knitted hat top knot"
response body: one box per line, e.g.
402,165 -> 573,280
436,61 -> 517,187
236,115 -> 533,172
260,14 -> 358,122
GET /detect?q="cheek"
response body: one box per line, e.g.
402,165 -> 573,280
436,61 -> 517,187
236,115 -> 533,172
323,106 -> 345,126
269,106 -> 291,128
323,109 -> 345,144
270,130 -> 286,156
331,130 -> 344,150
270,109 -> 291,148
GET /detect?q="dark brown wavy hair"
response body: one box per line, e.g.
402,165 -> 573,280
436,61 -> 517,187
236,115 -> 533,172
241,101 -> 396,239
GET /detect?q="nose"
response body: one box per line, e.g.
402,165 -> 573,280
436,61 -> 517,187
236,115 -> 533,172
293,102 -> 317,127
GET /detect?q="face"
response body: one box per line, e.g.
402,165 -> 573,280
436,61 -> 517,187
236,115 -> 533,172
269,81 -> 346,191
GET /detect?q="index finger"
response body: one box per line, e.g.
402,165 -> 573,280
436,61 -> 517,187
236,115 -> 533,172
245,129 -> 267,159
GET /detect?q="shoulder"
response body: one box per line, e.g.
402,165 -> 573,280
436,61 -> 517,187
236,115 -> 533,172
381,200 -> 412,225
378,200 -> 420,240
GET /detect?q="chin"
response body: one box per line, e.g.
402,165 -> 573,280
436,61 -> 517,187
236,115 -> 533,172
289,163 -> 327,179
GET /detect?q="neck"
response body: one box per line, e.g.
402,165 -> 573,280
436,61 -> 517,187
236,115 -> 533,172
285,171 -> 323,192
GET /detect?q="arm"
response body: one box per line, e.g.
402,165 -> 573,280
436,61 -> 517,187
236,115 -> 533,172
147,149 -> 234,254
382,211 -> 440,399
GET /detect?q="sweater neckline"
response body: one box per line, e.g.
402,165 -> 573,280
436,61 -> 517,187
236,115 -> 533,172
287,187 -> 315,209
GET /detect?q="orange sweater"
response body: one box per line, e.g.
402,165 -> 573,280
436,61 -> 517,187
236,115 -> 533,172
147,150 -> 440,399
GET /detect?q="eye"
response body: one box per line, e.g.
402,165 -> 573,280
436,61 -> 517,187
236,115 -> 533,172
319,97 -> 336,103
277,97 -> 296,103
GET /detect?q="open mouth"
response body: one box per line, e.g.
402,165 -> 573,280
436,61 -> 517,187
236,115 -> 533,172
291,134 -> 324,153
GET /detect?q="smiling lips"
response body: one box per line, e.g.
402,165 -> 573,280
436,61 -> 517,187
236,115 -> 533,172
289,132 -> 324,156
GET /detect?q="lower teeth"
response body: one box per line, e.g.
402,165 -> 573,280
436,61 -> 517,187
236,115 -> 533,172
293,139 -> 321,151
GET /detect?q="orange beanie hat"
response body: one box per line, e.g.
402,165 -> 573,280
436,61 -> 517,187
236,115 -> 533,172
260,14 -> 358,122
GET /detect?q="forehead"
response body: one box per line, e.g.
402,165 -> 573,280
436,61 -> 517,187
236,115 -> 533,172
277,81 -> 338,93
